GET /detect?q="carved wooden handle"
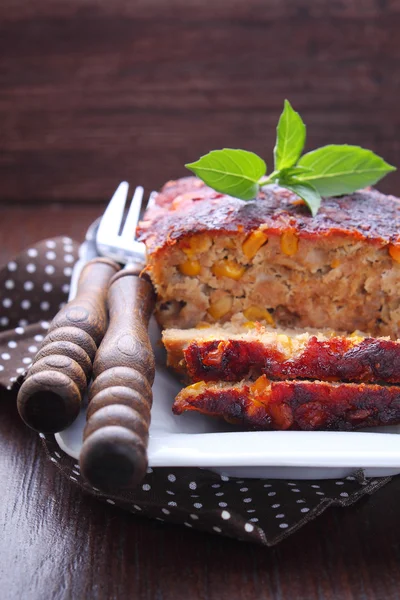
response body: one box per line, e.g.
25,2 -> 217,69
17,257 -> 120,433
80,267 -> 156,491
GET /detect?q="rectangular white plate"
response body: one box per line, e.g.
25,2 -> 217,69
56,319 -> 400,480
56,236 -> 400,480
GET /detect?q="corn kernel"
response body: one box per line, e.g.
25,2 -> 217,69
349,331 -> 364,344
203,341 -> 226,366
291,198 -> 306,207
211,259 -> 246,280
182,234 -> 212,257
243,306 -> 275,327
280,231 -> 299,256
330,258 -> 341,269
187,381 -> 206,391
244,321 -> 256,329
195,321 -> 211,329
268,403 -> 294,429
242,230 -> 268,260
350,330 -> 364,337
250,375 -> 270,395
207,295 -> 233,320
276,334 -> 293,354
179,259 -> 201,277
224,239 -> 236,249
326,330 -> 337,338
389,243 -> 400,263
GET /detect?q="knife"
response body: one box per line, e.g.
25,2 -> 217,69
17,218 -> 120,433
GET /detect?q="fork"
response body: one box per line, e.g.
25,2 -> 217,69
79,183 -> 157,491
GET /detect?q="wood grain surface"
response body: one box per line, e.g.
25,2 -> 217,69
80,270 -> 156,491
17,257 -> 119,433
1,0 -> 400,204
1,204 -> 400,600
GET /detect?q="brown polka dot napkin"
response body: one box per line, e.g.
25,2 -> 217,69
0,238 -> 393,546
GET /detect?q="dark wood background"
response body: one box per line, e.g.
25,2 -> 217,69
1,0 -> 400,205
2,2 -> 400,598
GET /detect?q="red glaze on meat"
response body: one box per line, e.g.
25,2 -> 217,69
138,177 -> 400,256
173,377 -> 400,431
184,337 -> 400,384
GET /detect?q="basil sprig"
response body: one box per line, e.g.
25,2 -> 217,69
185,100 -> 396,216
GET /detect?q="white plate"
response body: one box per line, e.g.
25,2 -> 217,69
56,319 -> 400,480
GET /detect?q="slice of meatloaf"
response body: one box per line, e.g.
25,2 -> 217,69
162,322 -> 400,384
137,177 -> 400,337
173,375 -> 400,431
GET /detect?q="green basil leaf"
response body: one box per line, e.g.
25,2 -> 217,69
279,180 -> 321,217
277,165 -> 312,179
273,100 -> 306,171
185,149 -> 266,200
297,144 -> 396,196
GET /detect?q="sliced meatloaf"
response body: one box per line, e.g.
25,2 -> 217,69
173,375 -> 400,431
162,321 -> 400,384
137,177 -> 400,337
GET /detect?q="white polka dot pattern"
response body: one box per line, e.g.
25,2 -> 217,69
6,419 -> 397,546
0,237 -> 79,381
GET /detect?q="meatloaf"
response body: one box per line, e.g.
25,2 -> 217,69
162,321 -> 400,384
173,375 -> 400,431
137,177 -> 400,338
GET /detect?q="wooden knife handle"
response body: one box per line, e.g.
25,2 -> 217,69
48,257 -> 120,344
80,267 -> 156,491
17,257 -> 120,433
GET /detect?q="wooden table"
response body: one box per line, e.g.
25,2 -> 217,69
1,204 -> 400,600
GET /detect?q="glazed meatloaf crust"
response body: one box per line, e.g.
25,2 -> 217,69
162,323 -> 400,384
138,177 -> 400,337
173,375 -> 400,431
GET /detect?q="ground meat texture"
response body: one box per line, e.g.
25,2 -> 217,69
138,177 -> 400,337
162,323 -> 400,384
173,376 -> 400,431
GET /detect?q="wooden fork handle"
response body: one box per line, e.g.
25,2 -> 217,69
80,267 -> 156,491
17,257 -> 120,433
